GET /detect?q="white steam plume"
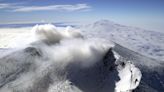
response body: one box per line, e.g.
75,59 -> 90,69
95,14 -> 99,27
32,24 -> 83,45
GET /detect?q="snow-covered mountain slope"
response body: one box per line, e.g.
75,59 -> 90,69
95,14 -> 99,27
114,43 -> 164,92
0,24 -> 142,92
0,47 -> 141,92
79,20 -> 164,61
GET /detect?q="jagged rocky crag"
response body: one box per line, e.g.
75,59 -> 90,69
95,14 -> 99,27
114,43 -> 164,92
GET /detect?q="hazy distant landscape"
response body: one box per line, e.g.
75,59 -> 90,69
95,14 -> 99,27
1,20 -> 164,61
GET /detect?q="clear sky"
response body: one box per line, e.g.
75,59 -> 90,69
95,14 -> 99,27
0,0 -> 164,32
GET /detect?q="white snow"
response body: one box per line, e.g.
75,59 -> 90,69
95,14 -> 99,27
116,61 -> 142,92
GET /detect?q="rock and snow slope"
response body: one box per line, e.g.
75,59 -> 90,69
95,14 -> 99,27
0,24 -> 142,92
114,44 -> 164,92
79,20 -> 164,91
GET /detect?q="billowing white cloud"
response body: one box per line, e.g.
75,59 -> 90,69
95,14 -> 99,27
0,3 -> 91,12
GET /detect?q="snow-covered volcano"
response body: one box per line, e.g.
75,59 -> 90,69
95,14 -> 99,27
0,24 -> 142,92
0,20 -> 163,92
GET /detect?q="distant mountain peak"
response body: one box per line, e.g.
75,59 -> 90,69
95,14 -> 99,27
94,19 -> 116,26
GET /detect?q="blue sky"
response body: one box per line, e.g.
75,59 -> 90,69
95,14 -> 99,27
0,0 -> 164,32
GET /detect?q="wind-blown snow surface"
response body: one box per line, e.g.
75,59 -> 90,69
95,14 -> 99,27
79,20 -> 164,61
0,24 -> 142,92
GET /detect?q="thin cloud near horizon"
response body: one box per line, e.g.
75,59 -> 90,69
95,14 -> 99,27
0,3 -> 91,12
